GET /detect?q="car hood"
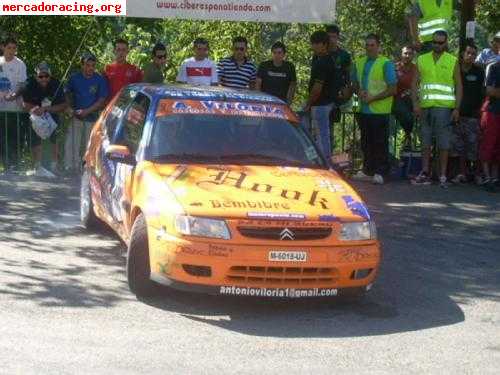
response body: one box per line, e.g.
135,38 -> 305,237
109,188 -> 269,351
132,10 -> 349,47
152,164 -> 371,222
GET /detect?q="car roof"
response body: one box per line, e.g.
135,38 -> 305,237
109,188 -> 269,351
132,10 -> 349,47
128,83 -> 287,105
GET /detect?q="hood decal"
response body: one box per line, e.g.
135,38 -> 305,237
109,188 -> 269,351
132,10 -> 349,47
342,195 -> 371,221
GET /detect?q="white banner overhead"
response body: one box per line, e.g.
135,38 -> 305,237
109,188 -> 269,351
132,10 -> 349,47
127,0 -> 336,23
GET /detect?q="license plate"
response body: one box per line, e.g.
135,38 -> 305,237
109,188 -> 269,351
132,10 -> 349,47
269,251 -> 307,262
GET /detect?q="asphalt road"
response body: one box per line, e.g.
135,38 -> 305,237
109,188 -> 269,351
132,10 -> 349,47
0,174 -> 499,374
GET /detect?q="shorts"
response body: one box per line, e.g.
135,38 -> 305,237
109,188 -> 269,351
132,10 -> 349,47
28,124 -> 57,147
479,111 -> 500,163
420,107 -> 453,150
451,117 -> 479,161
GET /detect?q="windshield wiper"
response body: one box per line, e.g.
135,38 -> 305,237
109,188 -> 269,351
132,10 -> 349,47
152,153 -> 221,162
218,154 -> 314,167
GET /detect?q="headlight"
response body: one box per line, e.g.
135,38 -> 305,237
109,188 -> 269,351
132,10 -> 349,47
174,215 -> 231,240
340,221 -> 377,241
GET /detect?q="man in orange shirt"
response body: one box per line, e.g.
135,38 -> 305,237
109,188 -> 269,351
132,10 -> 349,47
104,38 -> 143,100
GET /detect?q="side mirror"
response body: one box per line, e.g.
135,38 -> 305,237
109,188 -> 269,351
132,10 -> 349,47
105,145 -> 136,166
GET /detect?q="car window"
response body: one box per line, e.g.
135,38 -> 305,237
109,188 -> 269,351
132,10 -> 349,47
118,93 -> 150,154
105,88 -> 136,141
150,114 -> 326,169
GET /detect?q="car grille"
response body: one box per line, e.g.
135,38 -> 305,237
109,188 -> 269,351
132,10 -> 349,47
237,226 -> 332,241
226,266 -> 339,285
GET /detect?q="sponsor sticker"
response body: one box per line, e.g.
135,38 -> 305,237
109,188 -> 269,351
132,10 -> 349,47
269,251 -> 307,262
219,286 -> 338,298
247,212 -> 306,220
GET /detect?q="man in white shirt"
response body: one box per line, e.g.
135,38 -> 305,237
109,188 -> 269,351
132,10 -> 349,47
0,37 -> 28,170
176,38 -> 218,86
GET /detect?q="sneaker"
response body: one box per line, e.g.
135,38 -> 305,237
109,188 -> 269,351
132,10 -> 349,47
34,166 -> 56,178
439,176 -> 448,189
451,174 -> 467,184
372,174 -> 384,185
351,170 -> 372,181
412,171 -> 431,185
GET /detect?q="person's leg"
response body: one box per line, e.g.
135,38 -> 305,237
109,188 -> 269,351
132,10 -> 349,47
450,117 -> 467,180
465,117 -> 480,179
372,114 -> 390,177
436,108 -> 453,181
358,113 -> 370,175
420,109 -> 433,174
64,118 -> 83,171
312,105 -> 333,160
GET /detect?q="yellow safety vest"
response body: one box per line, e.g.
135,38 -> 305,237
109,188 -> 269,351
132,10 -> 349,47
417,0 -> 453,42
417,51 -> 457,108
355,56 -> 394,114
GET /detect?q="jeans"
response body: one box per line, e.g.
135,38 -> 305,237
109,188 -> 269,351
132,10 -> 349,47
64,118 -> 93,171
301,104 -> 334,160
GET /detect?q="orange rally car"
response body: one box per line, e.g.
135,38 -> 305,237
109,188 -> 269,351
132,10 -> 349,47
80,84 -> 381,299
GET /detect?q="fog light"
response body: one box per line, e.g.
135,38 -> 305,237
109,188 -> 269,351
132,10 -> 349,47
182,264 -> 212,277
351,268 -> 373,280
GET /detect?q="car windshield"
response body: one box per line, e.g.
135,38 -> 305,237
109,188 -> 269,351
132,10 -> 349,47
149,114 -> 327,169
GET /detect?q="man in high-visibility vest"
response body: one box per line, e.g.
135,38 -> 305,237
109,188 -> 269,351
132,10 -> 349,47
411,30 -> 463,187
351,34 -> 397,185
407,0 -> 456,54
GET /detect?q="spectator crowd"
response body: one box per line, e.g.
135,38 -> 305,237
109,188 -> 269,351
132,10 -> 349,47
0,2 -> 499,192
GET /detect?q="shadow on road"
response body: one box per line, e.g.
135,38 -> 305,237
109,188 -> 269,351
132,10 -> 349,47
1,176 -> 499,337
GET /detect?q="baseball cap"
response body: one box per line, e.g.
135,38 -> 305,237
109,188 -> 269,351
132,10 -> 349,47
35,62 -> 51,75
81,51 -> 97,63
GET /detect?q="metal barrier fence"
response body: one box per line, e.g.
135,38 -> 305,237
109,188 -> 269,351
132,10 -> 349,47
1,109 -> 412,174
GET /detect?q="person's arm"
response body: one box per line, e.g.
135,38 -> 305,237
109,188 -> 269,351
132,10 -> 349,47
5,64 -> 27,101
255,78 -> 263,91
176,61 -> 187,83
217,60 -> 224,86
366,61 -> 397,103
255,63 -> 265,92
486,67 -> 500,98
77,77 -> 108,119
407,3 -> 422,50
287,81 -> 297,106
248,64 -> 257,90
305,82 -> 323,111
211,62 -> 219,86
350,64 -> 360,95
411,65 -> 422,117
452,61 -> 463,122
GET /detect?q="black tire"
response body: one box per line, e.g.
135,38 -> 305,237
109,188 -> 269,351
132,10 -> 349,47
127,213 -> 157,297
80,168 -> 100,230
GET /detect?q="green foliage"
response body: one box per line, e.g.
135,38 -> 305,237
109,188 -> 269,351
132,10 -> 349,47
0,3 -> 498,108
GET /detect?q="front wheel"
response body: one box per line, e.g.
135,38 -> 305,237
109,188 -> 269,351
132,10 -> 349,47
127,213 -> 157,297
80,168 -> 100,230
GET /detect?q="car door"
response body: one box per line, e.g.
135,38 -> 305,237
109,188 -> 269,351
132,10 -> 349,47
109,92 -> 151,227
94,87 -> 137,223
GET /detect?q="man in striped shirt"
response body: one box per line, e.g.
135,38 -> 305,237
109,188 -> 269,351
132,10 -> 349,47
217,36 -> 257,90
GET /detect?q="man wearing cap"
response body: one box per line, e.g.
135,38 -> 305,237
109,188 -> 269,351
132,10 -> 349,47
476,32 -> 500,69
104,38 -> 143,99
22,62 -> 66,177
64,52 -> 108,173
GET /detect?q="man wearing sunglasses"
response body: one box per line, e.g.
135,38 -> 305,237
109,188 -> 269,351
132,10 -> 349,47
22,62 -> 66,177
412,30 -> 463,187
143,43 -> 167,84
217,36 -> 257,90
177,38 -> 218,86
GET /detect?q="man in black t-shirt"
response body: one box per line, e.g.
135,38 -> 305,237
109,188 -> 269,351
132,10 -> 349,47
303,31 -> 337,160
256,42 -> 297,104
325,25 -> 352,108
450,44 -> 485,184
22,62 -> 66,177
